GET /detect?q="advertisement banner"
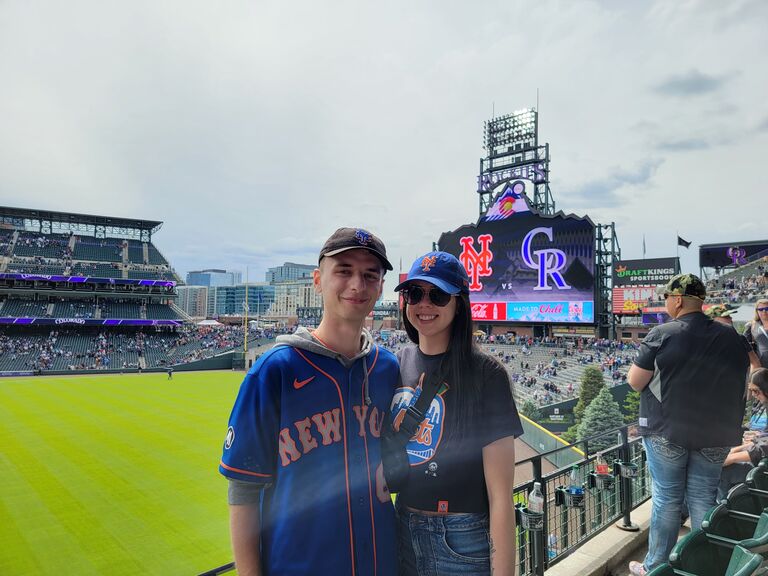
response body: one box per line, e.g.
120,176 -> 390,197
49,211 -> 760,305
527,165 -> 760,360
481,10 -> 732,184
0,272 -> 176,287
612,286 -> 658,315
439,193 -> 595,324
0,317 -> 182,326
612,258 -> 679,287
552,326 -> 596,338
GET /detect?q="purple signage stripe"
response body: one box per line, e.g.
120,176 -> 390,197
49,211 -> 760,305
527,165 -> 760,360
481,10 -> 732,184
0,317 -> 182,326
0,273 -> 176,287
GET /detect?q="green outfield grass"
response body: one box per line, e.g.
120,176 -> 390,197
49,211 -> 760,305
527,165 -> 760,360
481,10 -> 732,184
0,371 -> 246,575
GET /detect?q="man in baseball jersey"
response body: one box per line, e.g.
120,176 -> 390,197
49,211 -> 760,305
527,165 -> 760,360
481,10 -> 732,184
219,228 -> 399,576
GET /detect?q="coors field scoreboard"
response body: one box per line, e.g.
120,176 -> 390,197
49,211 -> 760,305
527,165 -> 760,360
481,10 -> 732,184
438,186 -> 596,324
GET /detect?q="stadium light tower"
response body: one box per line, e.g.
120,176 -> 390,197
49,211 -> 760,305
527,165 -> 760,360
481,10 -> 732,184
478,108 -> 555,217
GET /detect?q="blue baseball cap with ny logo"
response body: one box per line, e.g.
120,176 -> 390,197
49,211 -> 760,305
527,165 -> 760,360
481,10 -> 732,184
395,251 -> 470,294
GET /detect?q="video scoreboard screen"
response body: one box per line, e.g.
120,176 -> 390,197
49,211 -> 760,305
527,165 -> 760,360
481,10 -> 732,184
699,240 -> 768,269
438,185 -> 595,324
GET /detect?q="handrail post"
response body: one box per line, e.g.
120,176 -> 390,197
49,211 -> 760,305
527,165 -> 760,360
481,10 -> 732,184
532,456 -> 547,576
616,426 -> 639,531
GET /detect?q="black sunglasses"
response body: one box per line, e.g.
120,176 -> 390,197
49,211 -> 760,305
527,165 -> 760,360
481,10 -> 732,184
402,285 -> 453,307
757,307 -> 768,313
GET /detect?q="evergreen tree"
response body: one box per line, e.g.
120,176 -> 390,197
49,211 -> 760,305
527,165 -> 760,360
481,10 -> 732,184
577,387 -> 625,451
561,424 -> 578,445
520,400 -> 543,421
623,390 -> 641,424
573,366 -> 605,424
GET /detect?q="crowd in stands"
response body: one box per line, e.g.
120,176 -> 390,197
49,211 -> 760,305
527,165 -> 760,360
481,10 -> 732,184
0,297 -> 180,320
0,325 -> 253,372
16,233 -> 71,256
1,231 -> 179,282
372,330 -> 637,407
706,265 -> 768,303
0,231 -> 12,256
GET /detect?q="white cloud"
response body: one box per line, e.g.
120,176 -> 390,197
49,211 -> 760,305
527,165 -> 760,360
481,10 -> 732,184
0,0 -> 765,294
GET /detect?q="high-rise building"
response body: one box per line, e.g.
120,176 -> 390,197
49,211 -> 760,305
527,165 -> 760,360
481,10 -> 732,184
268,277 -> 322,317
186,269 -> 242,287
177,286 -> 209,318
266,262 -> 316,284
208,283 -> 275,317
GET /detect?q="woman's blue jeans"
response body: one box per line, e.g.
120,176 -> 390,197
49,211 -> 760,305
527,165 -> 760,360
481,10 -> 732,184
397,503 -> 490,576
642,435 -> 730,571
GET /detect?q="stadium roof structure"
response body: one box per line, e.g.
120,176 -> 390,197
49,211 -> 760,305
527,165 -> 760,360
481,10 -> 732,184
0,206 -> 163,241
699,238 -> 768,249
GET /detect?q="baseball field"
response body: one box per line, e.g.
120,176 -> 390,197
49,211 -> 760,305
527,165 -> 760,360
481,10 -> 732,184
0,371 -> 245,575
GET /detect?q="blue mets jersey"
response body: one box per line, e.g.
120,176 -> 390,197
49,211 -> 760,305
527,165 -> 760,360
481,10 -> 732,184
219,343 -> 399,576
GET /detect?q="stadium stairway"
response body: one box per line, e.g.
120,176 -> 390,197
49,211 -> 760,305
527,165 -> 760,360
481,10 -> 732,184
169,301 -> 194,322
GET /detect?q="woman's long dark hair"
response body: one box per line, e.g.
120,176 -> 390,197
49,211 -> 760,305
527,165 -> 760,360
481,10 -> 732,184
402,292 -> 482,438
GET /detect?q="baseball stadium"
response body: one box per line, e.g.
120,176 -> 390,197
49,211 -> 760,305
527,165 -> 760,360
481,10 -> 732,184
2,110 -> 767,576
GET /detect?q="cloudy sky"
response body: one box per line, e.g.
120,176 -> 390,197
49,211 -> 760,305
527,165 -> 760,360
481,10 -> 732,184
1,0 -> 766,296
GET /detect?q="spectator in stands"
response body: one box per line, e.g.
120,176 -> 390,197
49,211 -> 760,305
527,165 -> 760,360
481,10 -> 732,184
707,304 -> 761,369
718,369 -> 768,497
744,298 -> 768,369
627,274 -> 750,576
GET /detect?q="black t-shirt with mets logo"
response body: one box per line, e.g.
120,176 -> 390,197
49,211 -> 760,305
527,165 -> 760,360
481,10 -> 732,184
392,345 -> 523,514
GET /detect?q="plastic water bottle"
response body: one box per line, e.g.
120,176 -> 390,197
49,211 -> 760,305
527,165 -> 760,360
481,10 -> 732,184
596,455 -> 609,475
529,482 -> 544,514
569,465 -> 584,495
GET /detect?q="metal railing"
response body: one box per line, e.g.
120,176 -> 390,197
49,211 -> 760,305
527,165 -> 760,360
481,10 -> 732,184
202,424 -> 649,576
513,424 -> 650,575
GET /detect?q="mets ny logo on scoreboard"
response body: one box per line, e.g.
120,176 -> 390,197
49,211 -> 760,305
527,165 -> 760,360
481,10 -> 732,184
459,227 -> 594,323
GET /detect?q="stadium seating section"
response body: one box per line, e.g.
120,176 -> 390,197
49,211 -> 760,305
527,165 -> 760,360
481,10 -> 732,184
70,262 -> 124,278
0,328 -> 250,372
51,300 -> 96,319
1,299 -> 50,317
127,240 -> 145,263
378,336 -> 633,408
127,268 -> 176,281
0,231 -> 180,283
147,245 -> 168,265
72,238 -> 123,262
13,232 -> 71,258
145,304 -> 181,319
7,258 -> 67,275
0,231 -> 13,256
707,258 -> 768,304
0,225 -> 201,373
99,301 -> 143,319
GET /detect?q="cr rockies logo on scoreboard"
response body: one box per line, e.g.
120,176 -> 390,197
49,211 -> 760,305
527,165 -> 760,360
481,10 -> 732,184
438,184 -> 596,324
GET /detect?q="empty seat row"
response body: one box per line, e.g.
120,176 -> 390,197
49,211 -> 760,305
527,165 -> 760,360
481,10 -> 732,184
648,463 -> 768,576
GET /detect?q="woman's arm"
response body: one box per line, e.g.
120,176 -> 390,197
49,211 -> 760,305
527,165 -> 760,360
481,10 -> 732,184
483,435 -> 517,576
723,450 -> 752,467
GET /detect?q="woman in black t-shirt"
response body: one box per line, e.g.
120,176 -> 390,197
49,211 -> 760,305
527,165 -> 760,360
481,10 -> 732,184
389,251 -> 523,576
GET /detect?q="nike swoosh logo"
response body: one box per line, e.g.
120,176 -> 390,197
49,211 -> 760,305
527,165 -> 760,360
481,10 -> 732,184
293,376 -> 315,389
